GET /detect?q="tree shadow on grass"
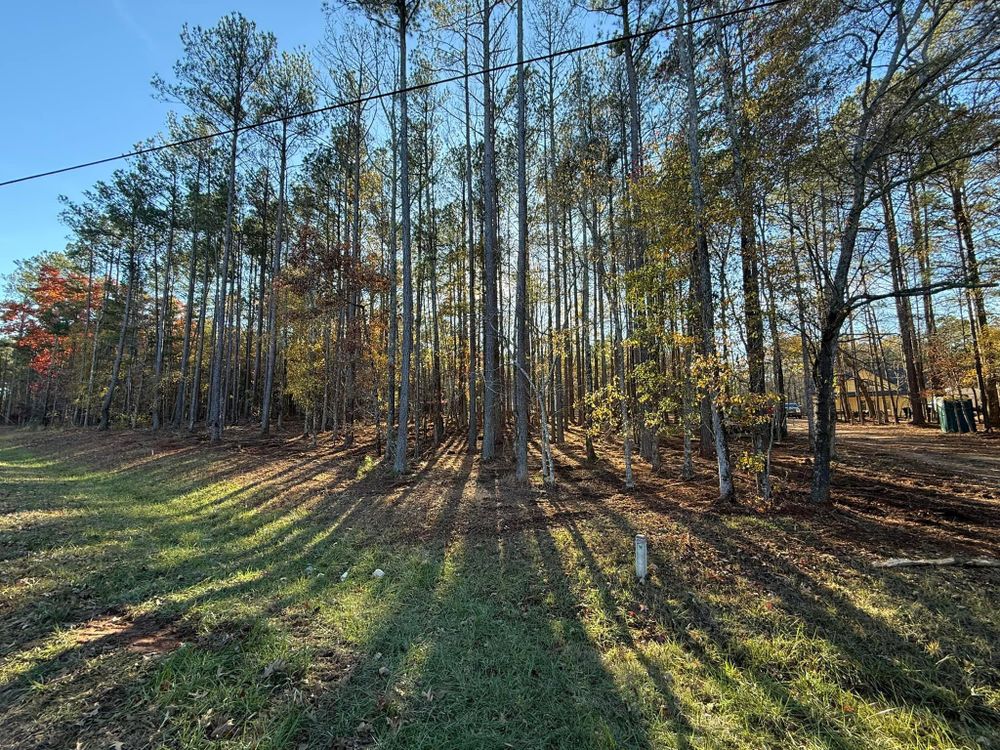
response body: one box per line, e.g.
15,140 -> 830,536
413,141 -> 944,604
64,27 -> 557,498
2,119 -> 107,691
295,454 -> 659,749
0,432 -> 636,747
0,434 -> 377,693
536,462 -> 856,748
546,436 -> 999,747
3,427 -> 999,749
691,516 -> 1000,736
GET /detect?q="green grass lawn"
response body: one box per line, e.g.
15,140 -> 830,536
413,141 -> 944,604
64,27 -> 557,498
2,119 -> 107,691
0,430 -> 998,749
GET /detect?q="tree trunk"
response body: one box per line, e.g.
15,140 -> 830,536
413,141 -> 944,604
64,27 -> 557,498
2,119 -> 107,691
880,168 -> 925,426
676,0 -> 735,503
480,0 -> 500,462
464,29 -> 478,454
950,177 -> 999,429
715,18 -> 768,495
152,173 -> 178,431
100,246 -> 136,431
514,0 -> 530,483
173,171 -> 201,428
261,124 -> 288,436
209,125 -> 240,443
393,1 -> 415,474
189,238 -> 212,430
386,93 -> 399,460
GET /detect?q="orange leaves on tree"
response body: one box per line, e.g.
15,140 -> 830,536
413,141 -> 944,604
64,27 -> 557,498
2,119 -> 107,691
0,262 -> 89,377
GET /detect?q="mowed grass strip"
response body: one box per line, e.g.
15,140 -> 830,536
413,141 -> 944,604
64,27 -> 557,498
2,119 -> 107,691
0,432 -> 997,749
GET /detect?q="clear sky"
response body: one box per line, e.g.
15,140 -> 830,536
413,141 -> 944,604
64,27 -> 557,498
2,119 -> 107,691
0,1 -> 333,280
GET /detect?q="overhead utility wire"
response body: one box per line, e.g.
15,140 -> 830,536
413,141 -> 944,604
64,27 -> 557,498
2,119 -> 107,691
0,0 -> 792,189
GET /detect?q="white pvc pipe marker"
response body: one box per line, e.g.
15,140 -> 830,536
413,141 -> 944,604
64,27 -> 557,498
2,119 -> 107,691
635,534 -> 648,581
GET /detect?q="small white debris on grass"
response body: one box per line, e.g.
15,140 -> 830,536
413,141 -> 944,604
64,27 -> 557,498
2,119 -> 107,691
372,568 -> 385,579
340,570 -> 349,582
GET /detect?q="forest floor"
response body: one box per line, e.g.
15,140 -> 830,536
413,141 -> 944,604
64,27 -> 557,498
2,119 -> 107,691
0,421 -> 998,749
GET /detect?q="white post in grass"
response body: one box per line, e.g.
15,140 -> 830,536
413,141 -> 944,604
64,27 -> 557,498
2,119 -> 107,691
635,534 -> 648,582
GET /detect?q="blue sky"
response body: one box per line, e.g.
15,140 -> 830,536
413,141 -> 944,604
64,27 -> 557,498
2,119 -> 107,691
0,1 -> 332,279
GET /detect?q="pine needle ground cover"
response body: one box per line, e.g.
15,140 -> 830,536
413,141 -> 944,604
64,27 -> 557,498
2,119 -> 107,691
1,426 -> 997,750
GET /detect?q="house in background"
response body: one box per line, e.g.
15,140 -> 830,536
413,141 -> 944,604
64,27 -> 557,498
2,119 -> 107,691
836,368 -> 912,422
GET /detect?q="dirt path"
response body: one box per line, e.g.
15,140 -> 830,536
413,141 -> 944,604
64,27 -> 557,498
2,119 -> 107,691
760,421 -> 1000,558
830,420 -> 1000,487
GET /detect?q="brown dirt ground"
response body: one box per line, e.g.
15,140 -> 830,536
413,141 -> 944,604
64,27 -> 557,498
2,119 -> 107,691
6,418 -> 998,562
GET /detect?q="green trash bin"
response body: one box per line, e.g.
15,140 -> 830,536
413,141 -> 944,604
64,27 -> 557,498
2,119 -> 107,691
962,399 -> 977,432
938,399 -> 976,433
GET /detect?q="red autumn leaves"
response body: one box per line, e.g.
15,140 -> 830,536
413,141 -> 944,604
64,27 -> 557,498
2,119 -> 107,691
1,262 -> 89,378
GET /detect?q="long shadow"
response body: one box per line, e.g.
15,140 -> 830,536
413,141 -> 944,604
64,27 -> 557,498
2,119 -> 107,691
1,435 -> 404,747
3,425 -> 997,748
545,432 -> 999,746
0,434 -> 381,695
694,516 -> 1000,731
542,453 -> 865,748
305,454 -> 657,749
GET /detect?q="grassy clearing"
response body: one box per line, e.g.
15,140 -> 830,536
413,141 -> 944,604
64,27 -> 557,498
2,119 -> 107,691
0,429 -> 998,749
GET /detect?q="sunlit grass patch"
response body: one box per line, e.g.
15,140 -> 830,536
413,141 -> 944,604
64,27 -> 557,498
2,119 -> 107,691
355,453 -> 380,480
151,618 -> 310,747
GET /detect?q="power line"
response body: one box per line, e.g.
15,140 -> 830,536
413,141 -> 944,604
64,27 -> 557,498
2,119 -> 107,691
0,0 -> 792,189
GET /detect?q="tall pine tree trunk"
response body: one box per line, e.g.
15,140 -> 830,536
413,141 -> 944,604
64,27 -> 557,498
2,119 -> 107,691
879,168 -> 925,426
464,29 -> 478,454
209,127 -> 239,443
480,0 -> 501,462
261,125 -> 288,436
950,177 -> 999,429
676,0 -> 735,503
514,0 -> 530,483
100,242 -> 136,431
393,0 -> 415,474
